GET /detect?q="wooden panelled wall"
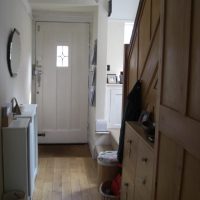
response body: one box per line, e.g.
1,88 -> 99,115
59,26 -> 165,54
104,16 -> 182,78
124,0 -> 200,199
156,0 -> 200,199
124,0 -> 160,120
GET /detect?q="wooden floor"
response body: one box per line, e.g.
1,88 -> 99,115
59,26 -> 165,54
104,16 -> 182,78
33,144 -> 101,200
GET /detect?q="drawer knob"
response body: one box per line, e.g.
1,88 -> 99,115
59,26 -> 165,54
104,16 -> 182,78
142,157 -> 148,163
127,140 -> 132,158
142,179 -> 146,185
124,184 -> 129,200
124,183 -> 129,187
127,140 -> 132,144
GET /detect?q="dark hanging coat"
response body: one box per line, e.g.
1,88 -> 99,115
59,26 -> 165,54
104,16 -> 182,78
117,80 -> 142,163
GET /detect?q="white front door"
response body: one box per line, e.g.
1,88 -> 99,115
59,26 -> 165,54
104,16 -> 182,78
35,22 -> 89,143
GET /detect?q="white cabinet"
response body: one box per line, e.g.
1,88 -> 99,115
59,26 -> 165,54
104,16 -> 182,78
16,104 -> 38,195
2,118 -> 31,199
105,84 -> 122,128
2,104 -> 38,199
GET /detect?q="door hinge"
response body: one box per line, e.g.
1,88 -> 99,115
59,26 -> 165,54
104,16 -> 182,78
87,123 -> 89,131
37,25 -> 40,32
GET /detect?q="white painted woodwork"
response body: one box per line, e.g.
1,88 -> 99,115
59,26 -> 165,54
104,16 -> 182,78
36,22 -> 89,143
2,118 -> 31,200
105,84 -> 122,128
15,104 -> 38,196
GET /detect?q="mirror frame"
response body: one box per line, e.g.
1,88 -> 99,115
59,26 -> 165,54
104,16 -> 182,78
7,28 -> 21,77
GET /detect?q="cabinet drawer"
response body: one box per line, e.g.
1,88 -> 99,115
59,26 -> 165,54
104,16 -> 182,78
123,124 -> 139,179
121,174 -> 135,200
135,141 -> 154,200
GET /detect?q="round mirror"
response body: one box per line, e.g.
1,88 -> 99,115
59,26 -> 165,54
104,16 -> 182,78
7,28 -> 21,77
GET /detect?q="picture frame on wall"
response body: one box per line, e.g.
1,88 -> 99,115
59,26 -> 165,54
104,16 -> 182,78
107,74 -> 117,84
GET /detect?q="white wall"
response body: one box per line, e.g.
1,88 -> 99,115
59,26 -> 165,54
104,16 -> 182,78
107,20 -> 124,76
0,0 -> 32,198
88,1 -> 109,157
95,1 -> 108,119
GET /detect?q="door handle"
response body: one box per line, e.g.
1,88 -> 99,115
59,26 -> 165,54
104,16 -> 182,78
37,69 -> 43,75
34,65 -> 43,87
33,64 -> 43,75
37,73 -> 42,87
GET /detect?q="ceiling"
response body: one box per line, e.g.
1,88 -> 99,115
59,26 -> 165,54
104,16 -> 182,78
29,0 -> 97,12
28,0 -> 139,21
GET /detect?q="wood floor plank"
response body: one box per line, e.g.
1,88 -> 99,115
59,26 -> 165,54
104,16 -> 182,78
53,168 -> 62,193
33,145 -> 101,200
42,182 -> 53,200
71,172 -> 82,200
78,159 -> 91,200
62,168 -> 72,200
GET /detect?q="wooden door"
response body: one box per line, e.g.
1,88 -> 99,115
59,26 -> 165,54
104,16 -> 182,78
156,0 -> 200,199
35,22 -> 89,143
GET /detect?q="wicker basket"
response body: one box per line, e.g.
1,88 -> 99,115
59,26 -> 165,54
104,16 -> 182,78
99,181 -> 120,200
3,191 -> 25,200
